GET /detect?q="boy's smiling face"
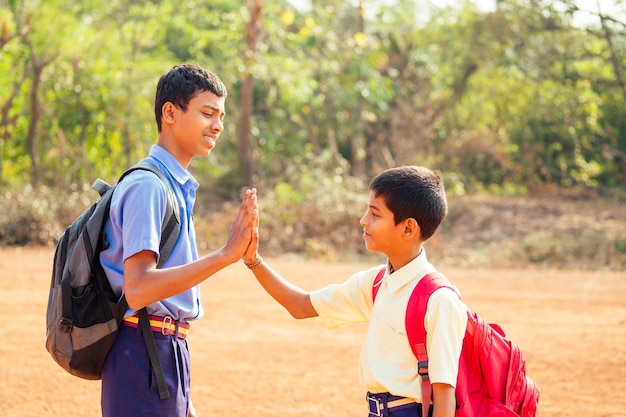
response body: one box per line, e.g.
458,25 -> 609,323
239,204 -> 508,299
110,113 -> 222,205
360,191 -> 406,257
174,90 -> 225,156
161,90 -> 226,167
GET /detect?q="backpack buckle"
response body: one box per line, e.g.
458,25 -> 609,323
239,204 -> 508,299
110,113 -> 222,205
418,360 -> 429,380
59,317 -> 73,333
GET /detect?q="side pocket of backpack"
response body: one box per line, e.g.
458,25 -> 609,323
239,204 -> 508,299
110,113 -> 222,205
477,397 -> 520,417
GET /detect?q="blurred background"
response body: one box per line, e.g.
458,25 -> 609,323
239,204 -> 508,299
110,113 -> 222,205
0,0 -> 624,270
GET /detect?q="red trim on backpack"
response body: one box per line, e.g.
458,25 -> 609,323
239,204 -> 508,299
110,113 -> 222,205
372,268 -> 385,301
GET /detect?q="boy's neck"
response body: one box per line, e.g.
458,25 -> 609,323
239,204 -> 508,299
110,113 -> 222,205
388,246 -> 423,273
157,136 -> 192,169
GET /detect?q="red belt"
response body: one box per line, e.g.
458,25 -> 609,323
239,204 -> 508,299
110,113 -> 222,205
122,314 -> 190,339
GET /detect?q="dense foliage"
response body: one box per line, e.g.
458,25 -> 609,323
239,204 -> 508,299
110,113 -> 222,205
0,0 -> 625,269
1,0 -> 625,193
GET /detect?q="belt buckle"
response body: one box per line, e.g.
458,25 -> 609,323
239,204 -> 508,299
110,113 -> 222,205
367,394 -> 382,417
161,316 -> 173,336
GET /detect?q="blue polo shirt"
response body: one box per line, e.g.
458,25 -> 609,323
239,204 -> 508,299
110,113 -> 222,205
100,145 -> 203,322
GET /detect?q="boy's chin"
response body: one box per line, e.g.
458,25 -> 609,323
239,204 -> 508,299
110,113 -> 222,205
364,242 -> 380,254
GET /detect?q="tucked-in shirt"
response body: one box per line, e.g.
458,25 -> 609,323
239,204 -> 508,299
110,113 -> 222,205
100,145 -> 202,322
309,250 -> 467,402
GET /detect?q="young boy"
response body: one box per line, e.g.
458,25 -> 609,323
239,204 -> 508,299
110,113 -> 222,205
99,64 -> 258,417
242,166 -> 467,417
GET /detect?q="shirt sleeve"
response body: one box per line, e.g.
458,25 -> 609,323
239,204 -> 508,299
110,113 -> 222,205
113,170 -> 169,262
424,287 -> 468,386
310,267 -> 382,329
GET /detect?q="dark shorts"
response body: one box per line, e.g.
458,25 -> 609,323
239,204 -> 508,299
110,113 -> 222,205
385,402 -> 432,417
101,324 -> 191,417
367,392 -> 433,417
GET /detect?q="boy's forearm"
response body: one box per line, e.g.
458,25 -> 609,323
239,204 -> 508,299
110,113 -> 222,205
248,260 -> 318,319
124,248 -> 240,310
431,383 -> 456,417
124,190 -> 257,310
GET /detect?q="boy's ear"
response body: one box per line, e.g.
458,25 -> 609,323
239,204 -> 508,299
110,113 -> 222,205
403,218 -> 421,240
162,102 -> 176,124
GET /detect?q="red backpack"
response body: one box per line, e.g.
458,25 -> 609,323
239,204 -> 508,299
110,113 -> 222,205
372,269 -> 540,417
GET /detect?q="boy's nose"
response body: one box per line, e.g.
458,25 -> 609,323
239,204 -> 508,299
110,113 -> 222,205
212,119 -> 224,132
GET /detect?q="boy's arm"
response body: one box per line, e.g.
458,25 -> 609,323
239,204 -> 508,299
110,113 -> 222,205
431,383 -> 456,417
425,289 -> 466,417
242,206 -> 318,319
246,260 -> 318,319
123,189 -> 257,311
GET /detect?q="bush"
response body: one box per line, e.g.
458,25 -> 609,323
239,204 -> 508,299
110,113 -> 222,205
0,184 -> 89,246
253,171 -> 369,260
1,176 -> 624,271
521,230 -> 626,270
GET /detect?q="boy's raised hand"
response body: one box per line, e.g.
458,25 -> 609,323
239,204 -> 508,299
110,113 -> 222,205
242,200 -> 260,266
222,188 -> 258,263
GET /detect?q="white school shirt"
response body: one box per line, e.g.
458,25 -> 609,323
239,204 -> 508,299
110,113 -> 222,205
309,250 -> 467,402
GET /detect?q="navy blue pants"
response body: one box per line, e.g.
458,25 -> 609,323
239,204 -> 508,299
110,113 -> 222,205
101,324 -> 191,417
392,403 -> 431,416
368,402 -> 433,417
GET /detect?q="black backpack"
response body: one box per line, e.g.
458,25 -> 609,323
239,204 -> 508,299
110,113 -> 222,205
45,160 -> 180,400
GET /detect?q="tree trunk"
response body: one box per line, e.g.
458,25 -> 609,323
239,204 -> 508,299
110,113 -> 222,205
0,80 -> 24,190
26,40 -> 51,188
238,72 -> 255,187
238,0 -> 263,187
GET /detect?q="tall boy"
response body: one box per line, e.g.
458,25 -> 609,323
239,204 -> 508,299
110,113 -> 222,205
242,166 -> 466,417
99,64 -> 257,417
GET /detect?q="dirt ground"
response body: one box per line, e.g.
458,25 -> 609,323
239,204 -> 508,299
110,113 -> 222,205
1,246 -> 625,417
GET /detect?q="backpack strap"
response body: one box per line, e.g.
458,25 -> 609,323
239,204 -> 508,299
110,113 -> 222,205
138,307 -> 170,400
406,272 -> 460,416
371,269 -> 453,414
119,160 -> 181,265
117,160 -> 182,401
372,268 -> 385,302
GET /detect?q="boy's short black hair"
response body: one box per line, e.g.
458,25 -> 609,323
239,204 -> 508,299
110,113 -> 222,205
154,64 -> 228,132
369,165 -> 448,241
